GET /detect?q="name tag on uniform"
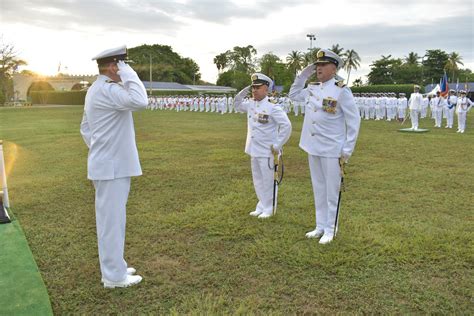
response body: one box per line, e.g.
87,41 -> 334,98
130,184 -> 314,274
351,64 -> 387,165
257,113 -> 270,124
322,97 -> 337,114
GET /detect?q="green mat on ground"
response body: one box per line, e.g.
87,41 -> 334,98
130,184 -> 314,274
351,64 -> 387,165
0,210 -> 53,315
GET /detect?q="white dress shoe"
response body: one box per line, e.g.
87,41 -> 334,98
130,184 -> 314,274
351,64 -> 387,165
319,234 -> 334,244
257,212 -> 272,219
101,267 -> 136,283
103,274 -> 142,289
249,210 -> 263,217
305,229 -> 324,239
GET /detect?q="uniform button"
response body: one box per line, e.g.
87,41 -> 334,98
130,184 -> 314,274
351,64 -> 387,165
248,115 -> 251,118
311,133 -> 315,136
312,121 -> 316,124
251,136 -> 254,138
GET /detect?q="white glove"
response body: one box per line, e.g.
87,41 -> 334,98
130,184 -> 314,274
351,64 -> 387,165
271,144 -> 280,155
237,85 -> 251,97
299,64 -> 316,80
340,152 -> 351,163
117,60 -> 138,82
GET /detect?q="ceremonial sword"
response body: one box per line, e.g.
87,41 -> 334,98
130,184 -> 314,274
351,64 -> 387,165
272,150 -> 284,215
333,158 -> 345,238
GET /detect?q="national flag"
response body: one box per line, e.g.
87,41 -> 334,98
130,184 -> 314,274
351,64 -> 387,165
57,62 -> 61,73
439,72 -> 449,97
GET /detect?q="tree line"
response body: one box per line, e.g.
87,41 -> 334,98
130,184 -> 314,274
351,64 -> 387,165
1,36 -> 472,104
214,44 -> 362,91
215,45 -> 472,92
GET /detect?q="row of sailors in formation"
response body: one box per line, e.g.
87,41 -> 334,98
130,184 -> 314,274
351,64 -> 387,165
147,91 -> 472,128
146,95 -> 356,116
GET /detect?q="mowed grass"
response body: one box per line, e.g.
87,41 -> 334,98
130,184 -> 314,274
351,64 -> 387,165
1,106 -> 473,314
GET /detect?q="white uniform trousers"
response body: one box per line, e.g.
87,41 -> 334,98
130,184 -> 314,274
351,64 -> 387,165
446,108 -> 455,128
251,156 -> 274,216
410,109 -> 419,129
434,109 -> 443,127
93,177 -> 130,282
457,112 -> 467,131
308,155 -> 341,235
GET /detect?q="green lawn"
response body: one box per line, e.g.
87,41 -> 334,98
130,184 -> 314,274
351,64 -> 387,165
1,106 -> 473,314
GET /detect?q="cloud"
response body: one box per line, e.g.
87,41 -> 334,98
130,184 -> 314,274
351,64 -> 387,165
259,14 -> 474,66
1,0 -> 180,33
0,0 -> 313,32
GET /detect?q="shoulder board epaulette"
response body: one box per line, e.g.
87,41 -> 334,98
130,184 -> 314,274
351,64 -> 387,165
335,80 -> 346,88
105,80 -> 117,84
269,99 -> 278,104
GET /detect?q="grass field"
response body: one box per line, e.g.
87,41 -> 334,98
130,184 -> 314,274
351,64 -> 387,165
1,106 -> 473,314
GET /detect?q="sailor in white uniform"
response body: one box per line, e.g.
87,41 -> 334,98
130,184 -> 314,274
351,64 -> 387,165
234,73 -> 292,218
80,45 -> 147,288
456,90 -> 473,133
408,85 -> 423,130
289,49 -> 360,244
446,90 -> 457,128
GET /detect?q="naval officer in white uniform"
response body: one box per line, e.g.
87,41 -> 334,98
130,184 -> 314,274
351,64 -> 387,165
80,45 -> 148,288
408,85 -> 423,130
289,49 -> 360,244
234,73 -> 292,218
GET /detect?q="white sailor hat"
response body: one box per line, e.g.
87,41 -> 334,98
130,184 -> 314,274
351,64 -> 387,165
92,45 -> 128,65
315,49 -> 343,70
251,73 -> 273,87
459,90 -> 467,94
414,85 -> 420,89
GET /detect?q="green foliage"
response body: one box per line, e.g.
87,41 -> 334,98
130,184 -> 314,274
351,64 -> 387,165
1,108 -> 473,314
367,55 -> 403,84
0,88 -> 5,105
216,70 -> 250,91
128,44 -> 201,84
351,84 -> 424,95
422,49 -> 449,84
30,90 -> 86,105
0,39 -> 27,101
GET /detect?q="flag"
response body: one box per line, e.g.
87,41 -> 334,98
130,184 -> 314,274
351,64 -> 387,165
57,62 -> 61,73
439,72 -> 449,97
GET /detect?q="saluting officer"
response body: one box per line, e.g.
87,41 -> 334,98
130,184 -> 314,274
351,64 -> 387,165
80,45 -> 148,288
289,49 -> 360,244
234,73 -> 292,218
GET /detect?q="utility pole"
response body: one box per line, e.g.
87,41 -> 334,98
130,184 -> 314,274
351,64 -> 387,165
149,54 -> 152,96
306,34 -> 316,51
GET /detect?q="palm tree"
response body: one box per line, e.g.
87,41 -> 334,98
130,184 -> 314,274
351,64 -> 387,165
302,48 -> 321,67
404,52 -> 419,65
342,49 -> 361,85
286,50 -> 304,75
330,44 -> 344,55
213,52 -> 229,74
445,52 -> 464,81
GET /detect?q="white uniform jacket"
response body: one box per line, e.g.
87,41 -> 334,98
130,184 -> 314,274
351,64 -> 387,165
456,97 -> 473,113
234,96 -> 292,158
289,77 -> 360,158
80,74 -> 148,180
409,92 -> 423,111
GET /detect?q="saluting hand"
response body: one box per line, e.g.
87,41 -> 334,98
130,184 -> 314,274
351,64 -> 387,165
117,60 -> 137,82
299,64 -> 316,80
